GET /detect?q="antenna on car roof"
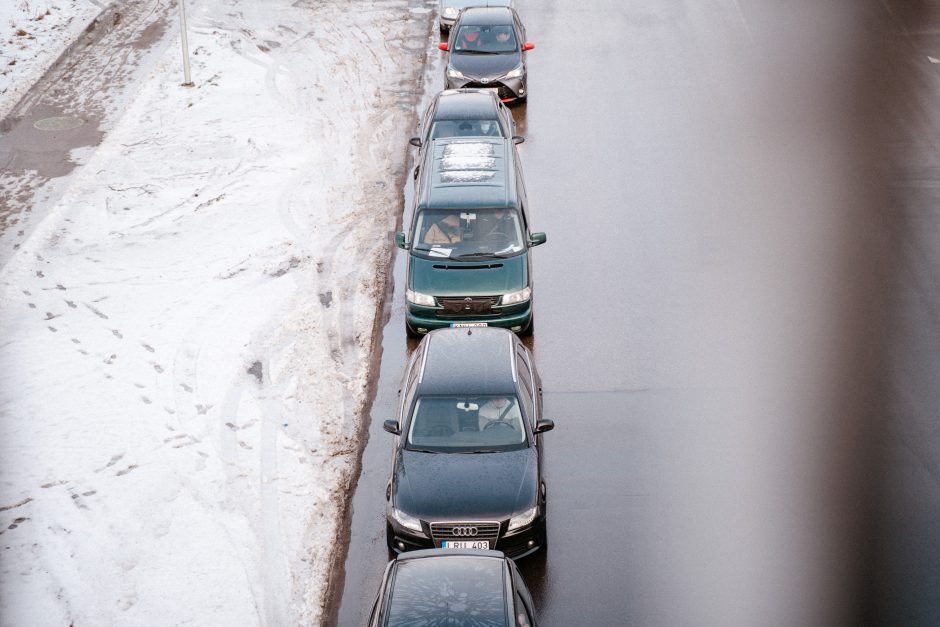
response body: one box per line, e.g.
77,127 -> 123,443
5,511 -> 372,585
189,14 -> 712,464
467,329 -> 472,336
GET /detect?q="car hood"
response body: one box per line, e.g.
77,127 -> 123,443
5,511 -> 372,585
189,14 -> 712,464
410,253 -> 527,297
393,447 -> 538,520
450,52 -> 521,80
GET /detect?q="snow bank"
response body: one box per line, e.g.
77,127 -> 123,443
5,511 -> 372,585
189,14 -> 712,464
0,0 -> 431,624
0,0 -> 102,120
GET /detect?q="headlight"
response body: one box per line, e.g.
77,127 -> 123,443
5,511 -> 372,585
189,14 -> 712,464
507,506 -> 538,531
503,65 -> 524,79
446,67 -> 465,79
501,286 -> 531,305
406,288 -> 436,307
442,7 -> 459,18
392,507 -> 423,533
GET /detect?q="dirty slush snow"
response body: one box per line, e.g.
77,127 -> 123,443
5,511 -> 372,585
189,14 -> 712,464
0,0 -> 431,625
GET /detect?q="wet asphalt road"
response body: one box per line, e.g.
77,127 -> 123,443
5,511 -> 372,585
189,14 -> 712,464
333,1 -> 940,625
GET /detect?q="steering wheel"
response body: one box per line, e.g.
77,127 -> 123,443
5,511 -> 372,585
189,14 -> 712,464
483,419 -> 516,431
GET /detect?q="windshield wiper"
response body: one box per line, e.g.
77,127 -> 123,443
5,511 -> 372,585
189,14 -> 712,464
454,251 -> 509,260
407,447 -> 440,454
455,49 -> 498,55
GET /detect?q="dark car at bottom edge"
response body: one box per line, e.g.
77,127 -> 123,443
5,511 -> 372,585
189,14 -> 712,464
368,549 -> 538,626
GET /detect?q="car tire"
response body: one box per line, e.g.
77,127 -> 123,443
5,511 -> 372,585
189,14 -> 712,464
405,322 -> 421,339
519,315 -> 534,337
386,522 -> 397,553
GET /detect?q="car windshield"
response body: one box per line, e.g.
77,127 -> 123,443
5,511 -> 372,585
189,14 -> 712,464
405,395 -> 528,453
453,25 -> 518,54
430,118 -> 504,140
385,556 -> 507,626
412,208 -> 524,260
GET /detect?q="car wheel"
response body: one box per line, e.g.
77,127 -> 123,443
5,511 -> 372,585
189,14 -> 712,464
386,522 -> 397,553
519,315 -> 534,336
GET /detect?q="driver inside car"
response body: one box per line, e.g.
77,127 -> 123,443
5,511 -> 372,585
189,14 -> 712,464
473,208 -> 514,244
478,396 -> 522,431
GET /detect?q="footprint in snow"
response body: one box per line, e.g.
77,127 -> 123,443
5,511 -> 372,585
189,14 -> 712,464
115,464 -> 138,477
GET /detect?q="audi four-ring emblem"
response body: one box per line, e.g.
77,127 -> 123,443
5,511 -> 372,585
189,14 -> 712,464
451,526 -> 479,537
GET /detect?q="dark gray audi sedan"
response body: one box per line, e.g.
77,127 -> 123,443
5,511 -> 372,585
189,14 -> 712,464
367,549 -> 539,626
384,327 -> 554,559
439,7 -> 534,104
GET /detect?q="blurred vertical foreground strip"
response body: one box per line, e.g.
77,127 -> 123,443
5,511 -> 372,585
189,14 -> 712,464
650,1 -> 927,624
874,0 -> 940,624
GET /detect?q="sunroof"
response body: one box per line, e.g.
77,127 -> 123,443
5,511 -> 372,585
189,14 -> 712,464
439,142 -> 498,184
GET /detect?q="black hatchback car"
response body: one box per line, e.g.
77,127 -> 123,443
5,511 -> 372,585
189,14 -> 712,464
384,327 -> 553,559
368,549 -> 539,626
408,88 -> 522,179
439,7 -> 534,104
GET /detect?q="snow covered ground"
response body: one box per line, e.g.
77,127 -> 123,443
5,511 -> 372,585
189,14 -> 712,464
0,1 -> 432,624
0,0 -> 102,121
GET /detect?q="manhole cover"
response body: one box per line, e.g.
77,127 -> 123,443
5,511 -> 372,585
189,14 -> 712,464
33,116 -> 85,131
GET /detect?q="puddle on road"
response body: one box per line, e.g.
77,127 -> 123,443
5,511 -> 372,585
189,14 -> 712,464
0,104 -> 103,179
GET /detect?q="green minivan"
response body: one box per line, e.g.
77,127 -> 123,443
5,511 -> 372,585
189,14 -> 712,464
396,136 -> 546,336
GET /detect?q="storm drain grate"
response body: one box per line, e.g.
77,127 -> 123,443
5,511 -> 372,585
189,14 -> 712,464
33,116 -> 85,131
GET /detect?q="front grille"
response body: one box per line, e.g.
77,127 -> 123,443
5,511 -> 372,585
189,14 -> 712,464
438,296 -> 499,316
431,521 -> 501,542
464,82 -> 515,101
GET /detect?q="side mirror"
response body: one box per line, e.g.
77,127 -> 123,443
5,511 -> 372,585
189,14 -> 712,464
438,42 -> 449,51
409,137 -> 422,147
512,135 -> 525,145
528,232 -> 547,247
534,419 -> 554,434
395,231 -> 410,250
523,42 -> 535,51
383,420 -> 401,435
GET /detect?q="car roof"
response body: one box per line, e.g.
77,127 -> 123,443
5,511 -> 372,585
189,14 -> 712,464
418,327 -> 518,395
456,6 -> 517,26
396,547 -> 507,561
416,137 -> 517,210
384,549 -> 510,626
443,0 -> 512,8
434,90 -> 501,120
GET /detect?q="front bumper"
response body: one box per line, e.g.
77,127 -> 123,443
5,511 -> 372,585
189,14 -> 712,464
405,300 -> 532,335
387,515 -> 546,560
444,75 -> 526,103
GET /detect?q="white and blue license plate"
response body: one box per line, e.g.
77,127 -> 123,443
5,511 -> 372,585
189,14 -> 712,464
442,540 -> 490,549
450,322 -> 488,328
